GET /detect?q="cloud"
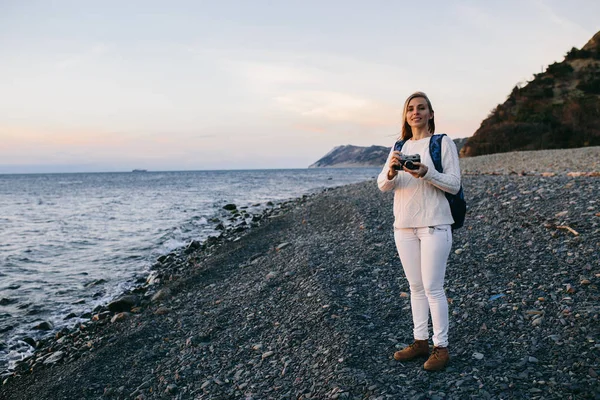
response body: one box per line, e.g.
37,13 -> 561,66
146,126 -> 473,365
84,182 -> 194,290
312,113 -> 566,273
0,124 -> 265,168
275,90 -> 400,128
207,47 -> 412,95
224,60 -> 321,88
0,125 -> 164,163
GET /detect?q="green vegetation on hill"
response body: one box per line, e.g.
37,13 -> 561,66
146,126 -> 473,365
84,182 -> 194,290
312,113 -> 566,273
461,30 -> 600,157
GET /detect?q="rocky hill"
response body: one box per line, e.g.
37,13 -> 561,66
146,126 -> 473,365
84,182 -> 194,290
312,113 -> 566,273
308,145 -> 390,168
310,138 -> 468,168
460,30 -> 600,157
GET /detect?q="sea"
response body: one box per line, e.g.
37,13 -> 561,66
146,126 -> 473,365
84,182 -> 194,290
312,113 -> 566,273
0,168 -> 379,371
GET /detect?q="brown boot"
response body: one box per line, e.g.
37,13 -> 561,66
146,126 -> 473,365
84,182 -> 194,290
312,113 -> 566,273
393,340 -> 429,361
423,346 -> 449,371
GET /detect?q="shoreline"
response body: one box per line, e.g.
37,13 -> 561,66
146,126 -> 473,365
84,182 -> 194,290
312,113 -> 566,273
1,173 -> 599,399
0,187 -> 331,373
0,169 -> 381,373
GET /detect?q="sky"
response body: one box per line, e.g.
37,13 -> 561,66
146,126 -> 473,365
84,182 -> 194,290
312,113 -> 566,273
1,1 -> 599,173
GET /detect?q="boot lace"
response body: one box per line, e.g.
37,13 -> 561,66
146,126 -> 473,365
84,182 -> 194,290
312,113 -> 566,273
407,341 -> 425,351
431,347 -> 444,359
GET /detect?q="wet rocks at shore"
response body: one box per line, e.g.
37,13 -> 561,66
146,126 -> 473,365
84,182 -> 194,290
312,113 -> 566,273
107,295 -> 140,313
0,197 -> 303,382
1,197 -> 282,363
1,171 -> 599,399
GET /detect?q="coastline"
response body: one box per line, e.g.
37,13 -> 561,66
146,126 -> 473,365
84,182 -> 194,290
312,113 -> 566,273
0,189 -> 319,372
1,171 -> 599,398
0,168 -> 380,372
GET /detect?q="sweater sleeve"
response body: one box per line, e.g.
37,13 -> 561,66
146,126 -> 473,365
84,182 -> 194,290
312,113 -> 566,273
377,146 -> 397,192
422,135 -> 461,195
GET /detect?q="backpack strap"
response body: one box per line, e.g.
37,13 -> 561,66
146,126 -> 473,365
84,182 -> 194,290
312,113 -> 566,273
396,134 -> 445,170
393,139 -> 407,153
429,134 -> 445,172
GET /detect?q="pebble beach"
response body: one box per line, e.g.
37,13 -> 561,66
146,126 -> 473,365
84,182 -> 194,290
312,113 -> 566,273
1,147 -> 599,399
459,146 -> 600,176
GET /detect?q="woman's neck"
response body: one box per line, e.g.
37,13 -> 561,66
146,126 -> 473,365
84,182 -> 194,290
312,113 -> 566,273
411,128 -> 432,140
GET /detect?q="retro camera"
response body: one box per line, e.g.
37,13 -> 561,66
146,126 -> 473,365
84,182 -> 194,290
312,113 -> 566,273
393,154 -> 421,170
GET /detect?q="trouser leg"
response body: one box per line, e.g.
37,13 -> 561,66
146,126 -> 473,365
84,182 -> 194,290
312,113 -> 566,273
394,228 -> 429,341
418,226 -> 452,347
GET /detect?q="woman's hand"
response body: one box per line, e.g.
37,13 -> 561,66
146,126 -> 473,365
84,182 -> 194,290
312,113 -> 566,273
387,151 -> 402,179
403,162 -> 428,178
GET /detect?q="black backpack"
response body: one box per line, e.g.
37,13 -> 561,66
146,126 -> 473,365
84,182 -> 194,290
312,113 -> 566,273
393,134 -> 466,230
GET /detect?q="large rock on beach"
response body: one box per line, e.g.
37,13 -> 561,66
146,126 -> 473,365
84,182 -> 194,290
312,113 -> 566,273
184,240 -> 202,254
32,321 -> 53,331
107,295 -> 139,313
222,203 -> 237,211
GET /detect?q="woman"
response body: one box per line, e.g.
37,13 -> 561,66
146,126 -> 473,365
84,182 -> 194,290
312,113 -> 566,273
377,91 -> 461,371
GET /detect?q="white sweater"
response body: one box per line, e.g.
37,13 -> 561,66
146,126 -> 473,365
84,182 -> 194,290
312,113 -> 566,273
377,135 -> 461,229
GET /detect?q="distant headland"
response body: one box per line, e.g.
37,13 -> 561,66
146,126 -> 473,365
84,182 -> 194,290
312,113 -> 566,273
309,138 -> 467,168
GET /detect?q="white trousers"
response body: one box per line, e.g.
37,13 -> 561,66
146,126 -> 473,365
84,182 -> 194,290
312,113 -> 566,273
394,225 -> 452,347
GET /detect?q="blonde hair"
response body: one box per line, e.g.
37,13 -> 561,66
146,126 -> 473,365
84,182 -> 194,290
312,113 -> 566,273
401,91 -> 435,140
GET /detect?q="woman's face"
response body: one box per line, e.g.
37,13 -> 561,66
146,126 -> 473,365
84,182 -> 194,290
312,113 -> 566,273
406,97 -> 432,129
